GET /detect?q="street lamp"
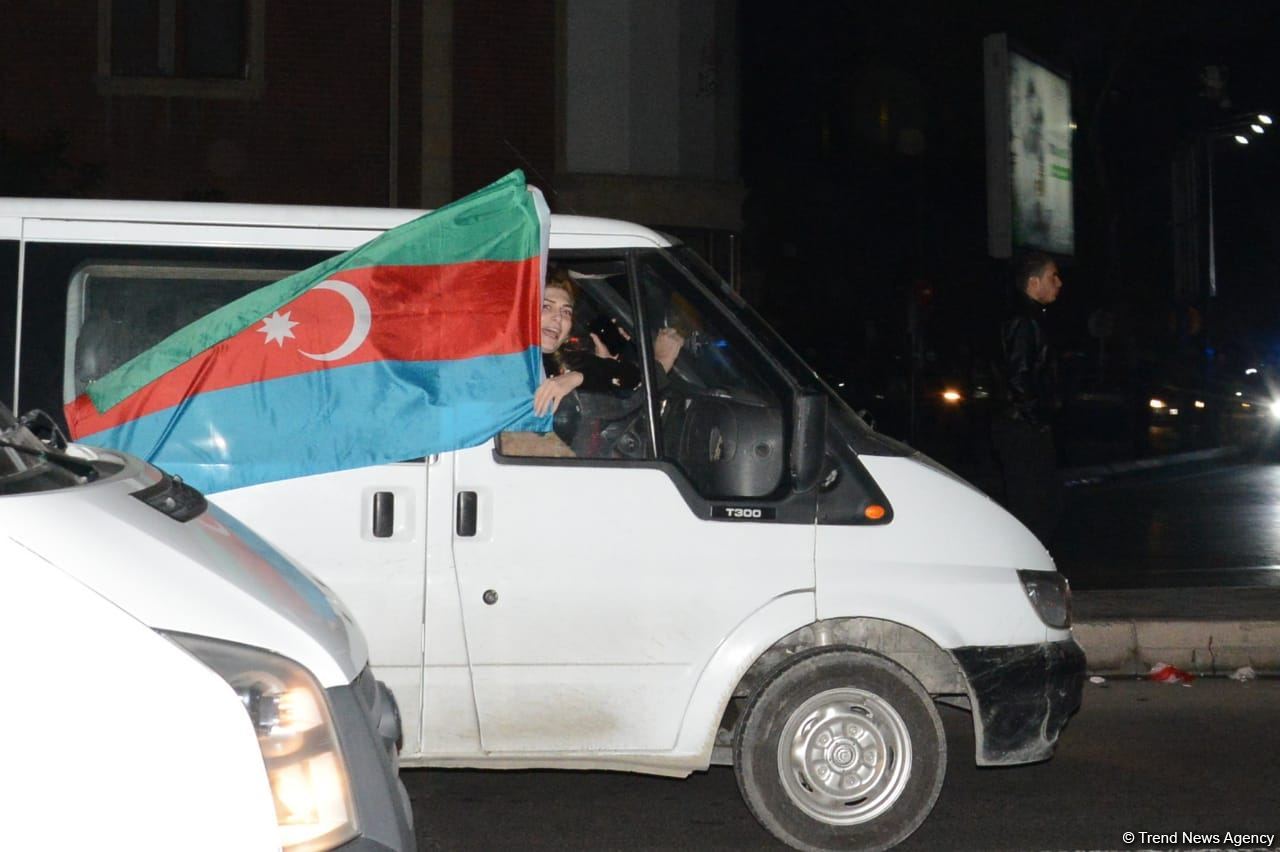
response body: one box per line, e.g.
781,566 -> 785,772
1205,111 -> 1273,297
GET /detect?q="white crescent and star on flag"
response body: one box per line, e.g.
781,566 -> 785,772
256,279 -> 373,362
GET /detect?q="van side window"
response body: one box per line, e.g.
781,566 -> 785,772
498,257 -> 653,461
18,243 -> 335,420
636,251 -> 787,499
67,263 -> 294,399
1,240 -> 18,409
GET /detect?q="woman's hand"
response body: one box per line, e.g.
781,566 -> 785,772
654,327 -> 685,373
590,322 -> 632,359
534,371 -> 584,416
590,333 -> 614,359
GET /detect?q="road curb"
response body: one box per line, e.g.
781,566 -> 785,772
1074,618 -> 1280,676
1060,446 -> 1241,488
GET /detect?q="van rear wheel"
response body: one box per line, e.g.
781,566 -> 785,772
733,649 -> 946,851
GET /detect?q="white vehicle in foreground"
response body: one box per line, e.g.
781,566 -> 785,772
2,197 -> 1084,851
0,403 -> 414,852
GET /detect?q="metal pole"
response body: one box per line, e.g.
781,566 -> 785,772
907,292 -> 918,444
728,233 -> 740,293
389,0 -> 401,207
1205,135 -> 1216,299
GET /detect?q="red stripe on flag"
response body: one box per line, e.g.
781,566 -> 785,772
67,257 -> 541,437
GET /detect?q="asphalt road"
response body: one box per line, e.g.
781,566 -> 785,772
1053,461 -> 1280,590
405,679 -> 1280,851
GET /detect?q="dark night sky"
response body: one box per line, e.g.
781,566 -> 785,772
738,1 -> 1280,385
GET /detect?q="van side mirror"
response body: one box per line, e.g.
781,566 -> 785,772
791,392 -> 827,492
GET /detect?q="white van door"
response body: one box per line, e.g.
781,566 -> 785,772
449,249 -> 815,754
451,443 -> 813,753
212,464 -> 429,753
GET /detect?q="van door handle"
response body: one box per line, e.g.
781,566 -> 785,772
456,491 -> 477,537
372,491 -> 395,538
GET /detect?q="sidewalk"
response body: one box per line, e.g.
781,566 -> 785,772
1053,445 -> 1280,676
1073,586 -> 1280,676
1059,446 -> 1242,487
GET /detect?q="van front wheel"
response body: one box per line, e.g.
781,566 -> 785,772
733,649 -> 946,852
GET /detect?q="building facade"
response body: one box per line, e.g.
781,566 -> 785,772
1,1 -> 742,235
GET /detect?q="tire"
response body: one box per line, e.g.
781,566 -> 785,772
733,649 -> 947,852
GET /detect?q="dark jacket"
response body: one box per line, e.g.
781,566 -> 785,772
543,349 -> 642,393
999,292 -> 1058,427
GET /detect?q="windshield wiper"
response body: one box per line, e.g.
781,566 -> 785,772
0,438 -> 100,481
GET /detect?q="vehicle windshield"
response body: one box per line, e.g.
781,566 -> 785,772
664,246 -> 878,439
0,405 -> 92,494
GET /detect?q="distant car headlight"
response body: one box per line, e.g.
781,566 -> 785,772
1269,400 -> 1280,419
164,633 -> 358,851
1017,570 -> 1071,629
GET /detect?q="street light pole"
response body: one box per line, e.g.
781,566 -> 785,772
1205,134 -> 1216,298
1201,112 -> 1272,302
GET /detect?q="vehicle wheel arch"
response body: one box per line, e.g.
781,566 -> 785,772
712,617 -> 966,765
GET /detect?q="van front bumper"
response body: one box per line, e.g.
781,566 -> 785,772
326,669 -> 415,850
951,638 -> 1086,766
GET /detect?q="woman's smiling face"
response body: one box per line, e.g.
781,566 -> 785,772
541,285 -> 574,353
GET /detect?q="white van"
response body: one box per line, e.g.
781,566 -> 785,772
2,197 -> 1083,851
0,402 -> 414,851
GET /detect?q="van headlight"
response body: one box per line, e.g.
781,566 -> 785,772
1017,570 -> 1072,629
164,633 -> 358,851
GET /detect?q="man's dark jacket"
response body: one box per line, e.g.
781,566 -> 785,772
999,291 -> 1057,427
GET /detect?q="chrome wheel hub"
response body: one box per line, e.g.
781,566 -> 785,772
777,687 -> 912,825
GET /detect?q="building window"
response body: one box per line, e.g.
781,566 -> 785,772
97,0 -> 265,98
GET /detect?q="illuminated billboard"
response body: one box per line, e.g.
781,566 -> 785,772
984,34 -> 1074,257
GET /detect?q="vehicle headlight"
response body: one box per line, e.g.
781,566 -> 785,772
1017,570 -> 1072,629
164,633 -> 357,851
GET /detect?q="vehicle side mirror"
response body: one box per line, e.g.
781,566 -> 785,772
19,409 -> 69,451
791,392 -> 827,492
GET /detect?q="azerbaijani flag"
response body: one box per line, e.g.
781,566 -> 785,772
65,171 -> 552,493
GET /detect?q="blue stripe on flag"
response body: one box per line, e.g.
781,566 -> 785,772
79,350 -> 553,494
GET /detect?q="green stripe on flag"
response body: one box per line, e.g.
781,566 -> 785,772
87,170 -> 540,412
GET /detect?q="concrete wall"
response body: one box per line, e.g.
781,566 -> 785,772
564,0 -> 737,181
559,0 -> 742,228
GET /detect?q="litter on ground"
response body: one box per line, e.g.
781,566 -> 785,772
1147,662 -> 1196,684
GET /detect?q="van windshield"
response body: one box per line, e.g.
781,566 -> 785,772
664,246 -> 878,441
0,406 -> 93,495
666,246 -> 830,391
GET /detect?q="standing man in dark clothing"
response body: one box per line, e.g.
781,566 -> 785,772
993,251 -> 1064,544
